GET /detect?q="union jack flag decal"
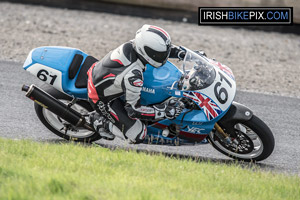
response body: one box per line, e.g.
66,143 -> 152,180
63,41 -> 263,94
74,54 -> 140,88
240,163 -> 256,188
210,60 -> 235,80
183,92 -> 222,121
217,62 -> 234,80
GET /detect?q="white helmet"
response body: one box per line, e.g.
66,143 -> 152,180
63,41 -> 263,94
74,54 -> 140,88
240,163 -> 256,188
134,24 -> 171,68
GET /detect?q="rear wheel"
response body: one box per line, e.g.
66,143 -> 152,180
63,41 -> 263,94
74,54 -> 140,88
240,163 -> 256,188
208,115 -> 275,162
34,84 -> 101,142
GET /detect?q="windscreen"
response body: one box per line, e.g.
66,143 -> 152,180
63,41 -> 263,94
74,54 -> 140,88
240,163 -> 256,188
181,50 -> 216,90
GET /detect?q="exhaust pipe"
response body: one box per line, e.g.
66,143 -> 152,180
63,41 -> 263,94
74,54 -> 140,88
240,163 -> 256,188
22,84 -> 94,131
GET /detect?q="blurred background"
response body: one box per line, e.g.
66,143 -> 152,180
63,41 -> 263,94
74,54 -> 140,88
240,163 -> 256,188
3,0 -> 300,28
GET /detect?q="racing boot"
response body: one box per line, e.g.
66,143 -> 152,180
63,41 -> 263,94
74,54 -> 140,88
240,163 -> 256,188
89,112 -> 115,140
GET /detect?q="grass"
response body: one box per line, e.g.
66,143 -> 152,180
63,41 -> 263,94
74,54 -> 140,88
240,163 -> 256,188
0,138 -> 299,200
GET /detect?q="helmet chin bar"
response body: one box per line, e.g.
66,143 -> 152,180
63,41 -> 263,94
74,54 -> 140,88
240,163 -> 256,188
148,59 -> 163,68
135,48 -> 163,68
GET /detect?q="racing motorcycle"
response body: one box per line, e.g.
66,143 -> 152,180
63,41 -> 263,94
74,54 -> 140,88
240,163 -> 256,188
21,46 -> 275,162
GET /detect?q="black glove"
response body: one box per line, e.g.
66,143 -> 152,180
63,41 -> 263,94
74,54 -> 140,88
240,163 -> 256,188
165,99 -> 185,119
177,50 -> 186,60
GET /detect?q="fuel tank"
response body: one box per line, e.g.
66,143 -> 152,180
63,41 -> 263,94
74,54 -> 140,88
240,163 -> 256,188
140,61 -> 182,105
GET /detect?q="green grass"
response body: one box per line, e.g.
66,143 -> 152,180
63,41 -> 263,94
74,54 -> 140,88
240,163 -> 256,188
0,138 -> 299,200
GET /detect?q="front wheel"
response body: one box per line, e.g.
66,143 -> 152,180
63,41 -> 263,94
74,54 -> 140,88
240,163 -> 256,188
207,115 -> 275,162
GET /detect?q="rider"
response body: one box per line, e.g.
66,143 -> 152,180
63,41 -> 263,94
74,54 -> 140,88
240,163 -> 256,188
88,24 -> 185,143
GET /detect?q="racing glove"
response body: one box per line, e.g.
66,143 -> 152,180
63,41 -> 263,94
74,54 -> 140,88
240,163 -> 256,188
169,45 -> 186,60
125,99 -> 184,121
154,99 -> 184,120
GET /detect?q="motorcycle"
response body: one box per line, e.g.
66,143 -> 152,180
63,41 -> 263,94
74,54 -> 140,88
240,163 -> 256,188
21,46 -> 275,161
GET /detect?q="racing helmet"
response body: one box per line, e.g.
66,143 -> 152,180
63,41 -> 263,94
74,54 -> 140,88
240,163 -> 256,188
134,24 -> 171,68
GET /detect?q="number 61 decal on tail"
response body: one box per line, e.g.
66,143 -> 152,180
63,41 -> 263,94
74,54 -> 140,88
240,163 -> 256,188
26,63 -> 63,91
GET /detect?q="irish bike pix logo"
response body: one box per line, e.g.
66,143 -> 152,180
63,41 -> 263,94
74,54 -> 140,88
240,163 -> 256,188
198,7 -> 293,25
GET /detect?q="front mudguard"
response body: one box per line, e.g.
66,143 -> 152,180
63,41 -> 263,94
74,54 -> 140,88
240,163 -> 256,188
218,101 -> 253,134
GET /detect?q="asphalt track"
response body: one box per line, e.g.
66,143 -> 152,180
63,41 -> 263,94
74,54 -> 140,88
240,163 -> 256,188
0,60 -> 299,175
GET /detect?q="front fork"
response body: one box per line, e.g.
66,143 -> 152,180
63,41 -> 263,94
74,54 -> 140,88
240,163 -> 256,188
212,102 -> 254,145
214,123 -> 235,145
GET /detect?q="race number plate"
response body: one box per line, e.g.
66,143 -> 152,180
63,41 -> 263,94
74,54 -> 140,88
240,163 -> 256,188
201,68 -> 236,112
26,63 -> 63,91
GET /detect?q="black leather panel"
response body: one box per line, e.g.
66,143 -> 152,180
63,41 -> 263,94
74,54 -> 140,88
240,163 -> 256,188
75,56 -> 98,88
122,42 -> 137,63
69,54 -> 83,79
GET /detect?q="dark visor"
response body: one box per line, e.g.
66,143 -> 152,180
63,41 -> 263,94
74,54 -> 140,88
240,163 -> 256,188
144,46 -> 171,63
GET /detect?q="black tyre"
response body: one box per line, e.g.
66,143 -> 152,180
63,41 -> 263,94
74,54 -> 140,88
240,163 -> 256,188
34,84 -> 101,142
208,115 -> 275,162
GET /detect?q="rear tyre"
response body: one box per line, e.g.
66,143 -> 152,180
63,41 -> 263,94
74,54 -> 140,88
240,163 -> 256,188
208,115 -> 275,162
34,84 -> 101,143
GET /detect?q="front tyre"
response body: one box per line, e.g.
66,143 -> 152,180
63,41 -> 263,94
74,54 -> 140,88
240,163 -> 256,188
34,84 -> 101,142
208,115 -> 275,162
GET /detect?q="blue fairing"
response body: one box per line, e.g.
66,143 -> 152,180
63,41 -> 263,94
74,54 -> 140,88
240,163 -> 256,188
140,62 -> 229,143
24,46 -> 89,99
146,105 -> 230,144
140,62 -> 182,105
